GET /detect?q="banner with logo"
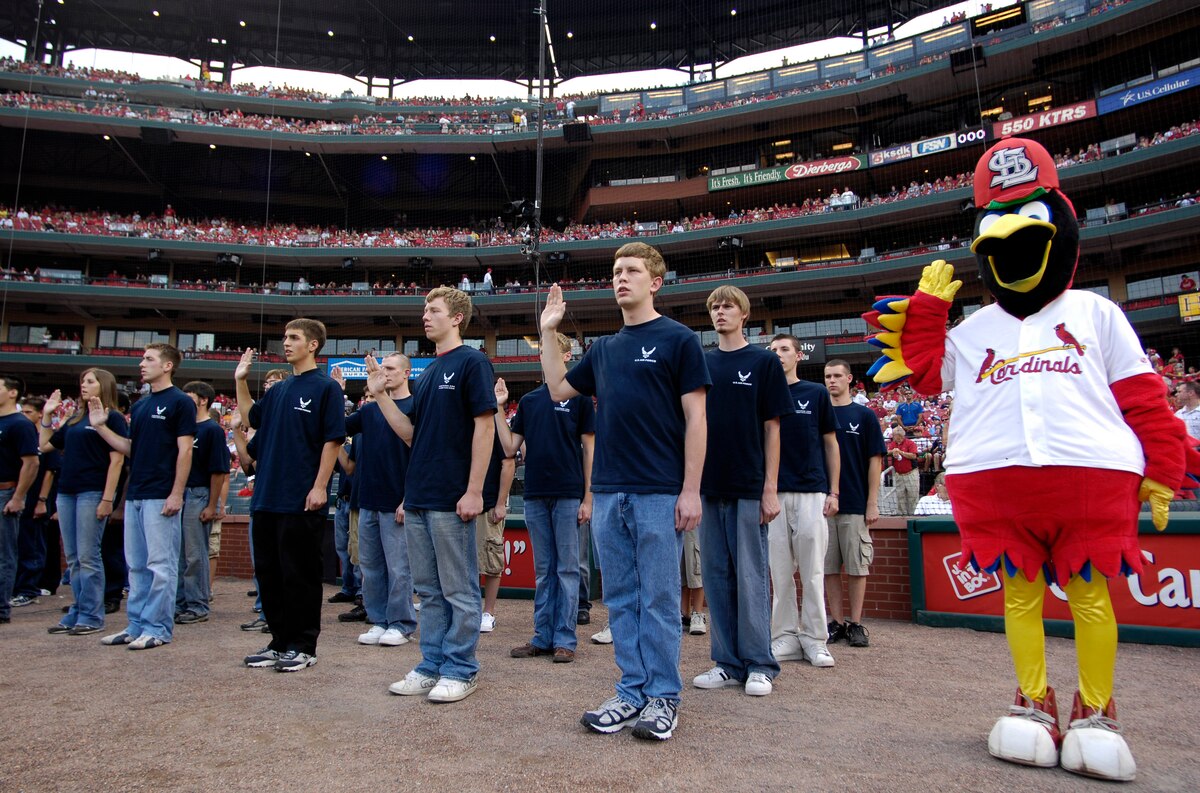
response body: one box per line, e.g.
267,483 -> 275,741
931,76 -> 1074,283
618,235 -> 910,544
911,519 -> 1200,643
868,127 -> 988,168
795,338 -> 827,364
992,100 -> 1096,138
1097,66 -> 1200,115
328,358 -> 368,380
708,156 -> 865,192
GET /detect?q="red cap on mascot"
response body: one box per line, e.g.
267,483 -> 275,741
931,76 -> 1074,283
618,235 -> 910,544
974,138 -> 1059,209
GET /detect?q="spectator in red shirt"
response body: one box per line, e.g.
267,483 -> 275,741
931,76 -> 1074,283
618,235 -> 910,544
886,427 -> 920,515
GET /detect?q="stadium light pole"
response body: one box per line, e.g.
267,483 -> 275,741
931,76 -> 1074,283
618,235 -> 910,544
530,0 -> 549,308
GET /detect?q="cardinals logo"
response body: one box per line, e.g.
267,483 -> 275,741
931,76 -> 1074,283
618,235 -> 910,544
975,323 -> 1087,384
987,146 -> 1038,190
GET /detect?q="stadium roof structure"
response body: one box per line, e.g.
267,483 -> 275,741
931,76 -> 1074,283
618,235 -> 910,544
3,0 -> 959,85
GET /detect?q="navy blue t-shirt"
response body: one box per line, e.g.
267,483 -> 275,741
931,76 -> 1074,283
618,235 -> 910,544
346,435 -> 362,510
128,387 -> 197,500
335,440 -> 353,500
482,426 -> 512,511
0,412 -> 39,482
700,344 -> 793,500
566,315 -> 710,494
778,379 -> 840,493
248,368 -> 346,513
345,396 -> 413,512
405,345 -> 497,511
831,402 -> 887,515
51,410 -> 128,495
186,419 -> 231,489
510,385 -> 596,500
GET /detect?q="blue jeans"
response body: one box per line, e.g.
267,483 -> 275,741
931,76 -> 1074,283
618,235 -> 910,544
359,509 -> 417,634
124,499 -> 182,642
699,497 -> 779,680
406,509 -> 480,682
247,516 -> 262,613
57,491 -> 108,629
592,492 -> 683,707
525,498 -> 581,651
578,518 -> 592,612
0,488 -> 18,621
176,486 -> 213,616
333,499 -> 359,595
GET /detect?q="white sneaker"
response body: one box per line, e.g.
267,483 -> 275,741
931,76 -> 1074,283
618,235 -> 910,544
771,635 -> 804,662
693,666 -> 741,689
389,669 -> 437,696
358,625 -> 386,645
689,611 -> 707,635
428,676 -> 478,703
379,627 -> 409,646
799,637 -> 836,668
590,623 -> 613,644
745,672 -> 773,696
413,600 -> 422,612
480,612 -> 496,632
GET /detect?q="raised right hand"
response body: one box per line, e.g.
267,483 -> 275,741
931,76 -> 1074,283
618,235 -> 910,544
540,284 -> 566,333
235,347 -> 256,381
494,377 -> 509,408
364,355 -> 387,396
44,388 -> 62,417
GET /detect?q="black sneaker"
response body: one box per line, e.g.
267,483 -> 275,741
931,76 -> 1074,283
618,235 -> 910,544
104,600 -> 121,614
327,591 -> 357,604
846,621 -> 870,647
240,617 -> 268,631
67,624 -> 100,636
246,589 -> 257,597
175,611 -> 209,624
576,609 -> 591,626
827,619 -> 847,644
274,650 -> 317,672
632,697 -> 679,741
244,647 -> 282,668
580,696 -> 642,734
337,604 -> 368,622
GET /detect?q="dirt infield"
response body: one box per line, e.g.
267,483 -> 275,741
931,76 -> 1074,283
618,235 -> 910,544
1,579 -> 1197,792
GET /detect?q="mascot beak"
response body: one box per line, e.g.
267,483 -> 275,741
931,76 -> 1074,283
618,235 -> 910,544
971,214 -> 1057,294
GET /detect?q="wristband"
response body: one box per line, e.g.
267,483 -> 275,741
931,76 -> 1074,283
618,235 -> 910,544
38,497 -> 47,502
829,493 -> 839,498
40,421 -> 52,428
101,498 -> 113,503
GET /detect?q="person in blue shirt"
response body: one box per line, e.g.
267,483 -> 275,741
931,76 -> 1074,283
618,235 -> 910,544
895,392 -> 925,429
539,242 -> 709,742
765,334 -> 841,669
89,345 -> 195,650
11,397 -> 60,606
367,287 -> 496,704
495,331 -> 596,663
691,286 -> 792,698
0,375 -> 41,626
39,370 -> 126,634
345,353 -> 418,648
174,381 -> 231,624
822,359 -> 887,649
235,319 -> 345,672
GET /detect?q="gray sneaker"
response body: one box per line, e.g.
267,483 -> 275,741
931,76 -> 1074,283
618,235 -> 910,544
580,695 -> 641,734
632,697 -> 678,741
274,650 -> 317,671
244,647 -> 282,667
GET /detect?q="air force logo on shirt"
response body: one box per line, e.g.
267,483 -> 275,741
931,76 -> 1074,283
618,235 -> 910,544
151,405 -> 169,420
847,422 -> 861,435
733,370 -> 753,387
635,346 -> 658,363
439,371 -> 457,391
795,399 -> 811,415
294,397 -> 313,413
554,399 -> 572,414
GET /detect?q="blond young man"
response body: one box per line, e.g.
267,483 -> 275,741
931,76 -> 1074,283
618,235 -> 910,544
540,242 -> 709,741
368,287 -> 495,704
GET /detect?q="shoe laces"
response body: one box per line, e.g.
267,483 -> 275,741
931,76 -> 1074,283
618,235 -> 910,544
595,696 -> 635,724
1069,712 -> 1122,733
1009,696 -> 1057,728
641,697 -> 675,726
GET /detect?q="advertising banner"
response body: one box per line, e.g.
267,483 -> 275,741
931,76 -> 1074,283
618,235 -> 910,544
869,127 -> 988,168
916,527 -> 1200,635
708,156 -> 865,192
795,338 -> 827,364
1098,66 -> 1200,115
992,100 -> 1096,138
328,358 -> 368,380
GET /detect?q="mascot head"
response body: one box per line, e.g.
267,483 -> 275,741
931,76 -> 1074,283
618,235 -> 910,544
971,138 -> 1079,318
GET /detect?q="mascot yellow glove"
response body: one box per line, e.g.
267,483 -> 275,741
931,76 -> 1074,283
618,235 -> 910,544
917,260 -> 963,302
1138,478 -> 1173,531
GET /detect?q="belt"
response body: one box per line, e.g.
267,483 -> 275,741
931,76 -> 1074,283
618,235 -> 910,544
0,481 -> 16,489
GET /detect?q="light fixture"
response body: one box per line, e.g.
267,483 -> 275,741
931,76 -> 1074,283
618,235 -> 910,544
102,134 -> 111,140
832,142 -> 854,151
489,35 -> 496,42
209,144 -> 217,150
304,151 -> 311,157
381,155 -> 388,160
469,155 -> 476,161
152,9 -> 159,16
731,8 -> 737,15
650,21 -> 657,30
407,34 -> 414,41
566,31 -> 573,38
327,30 -> 334,37
239,20 -> 246,27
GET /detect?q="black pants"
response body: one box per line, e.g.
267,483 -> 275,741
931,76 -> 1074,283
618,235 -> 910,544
252,510 -> 325,655
39,518 -> 63,594
102,518 -> 127,602
14,513 -> 47,597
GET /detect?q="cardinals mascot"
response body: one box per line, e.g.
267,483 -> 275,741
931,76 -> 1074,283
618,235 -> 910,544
863,137 -> 1197,782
